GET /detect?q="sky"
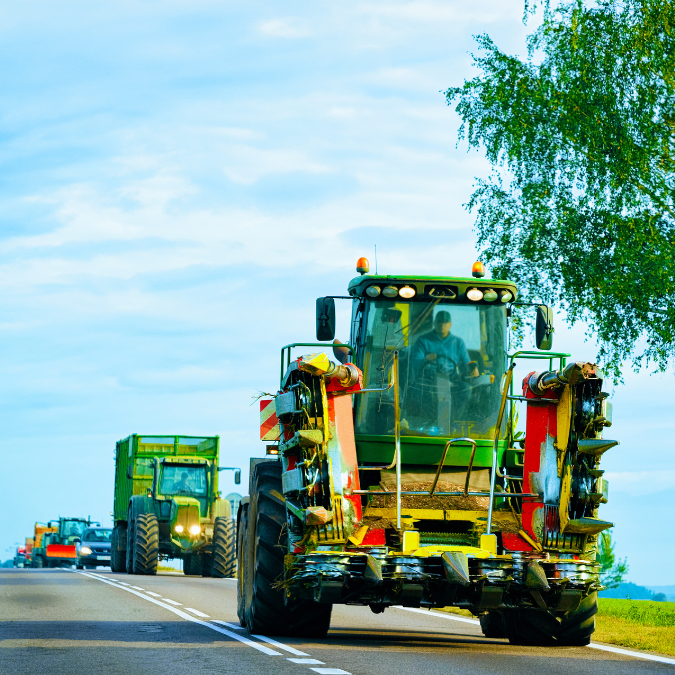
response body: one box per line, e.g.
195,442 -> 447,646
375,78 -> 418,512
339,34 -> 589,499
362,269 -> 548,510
0,0 -> 672,585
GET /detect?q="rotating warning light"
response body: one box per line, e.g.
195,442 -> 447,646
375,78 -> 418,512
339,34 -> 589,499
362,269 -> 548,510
467,288 -> 484,301
471,261 -> 486,278
356,257 -> 370,275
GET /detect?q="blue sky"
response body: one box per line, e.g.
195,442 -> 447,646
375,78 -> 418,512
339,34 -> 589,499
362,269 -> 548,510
0,0 -> 672,584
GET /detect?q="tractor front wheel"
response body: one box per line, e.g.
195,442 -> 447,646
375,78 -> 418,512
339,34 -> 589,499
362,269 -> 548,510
212,517 -> 236,578
133,514 -> 159,575
480,611 -> 506,638
236,504 -> 249,627
244,460 -> 332,638
183,554 -> 202,576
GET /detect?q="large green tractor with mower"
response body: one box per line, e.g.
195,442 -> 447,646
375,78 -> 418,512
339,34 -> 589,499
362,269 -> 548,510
238,258 -> 617,646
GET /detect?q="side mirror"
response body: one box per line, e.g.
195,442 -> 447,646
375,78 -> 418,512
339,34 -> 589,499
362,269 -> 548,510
73,538 -> 81,544
234,469 -> 241,485
536,305 -> 554,350
316,297 -> 336,341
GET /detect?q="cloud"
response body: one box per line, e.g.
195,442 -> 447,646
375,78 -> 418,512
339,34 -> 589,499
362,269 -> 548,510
258,18 -> 311,39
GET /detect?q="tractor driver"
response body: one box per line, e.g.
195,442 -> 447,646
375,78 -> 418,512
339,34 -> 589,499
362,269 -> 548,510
173,472 -> 192,492
410,310 -> 479,427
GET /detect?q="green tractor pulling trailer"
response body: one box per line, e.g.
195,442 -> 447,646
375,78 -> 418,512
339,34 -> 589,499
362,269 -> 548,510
238,258 -> 617,645
111,434 -> 240,577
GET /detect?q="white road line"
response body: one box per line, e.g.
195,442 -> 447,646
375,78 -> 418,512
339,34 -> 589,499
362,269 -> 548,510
287,658 -> 326,665
161,598 -> 182,605
185,607 -> 210,618
395,607 -> 480,625
397,605 -> 675,666
211,622 -> 311,656
144,591 -> 162,597
130,586 -> 145,591
310,669 -> 351,675
73,571 -> 282,656
588,643 -> 675,666
117,581 -> 131,585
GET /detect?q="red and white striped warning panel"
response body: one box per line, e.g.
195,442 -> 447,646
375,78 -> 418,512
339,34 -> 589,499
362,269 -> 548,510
260,399 -> 281,441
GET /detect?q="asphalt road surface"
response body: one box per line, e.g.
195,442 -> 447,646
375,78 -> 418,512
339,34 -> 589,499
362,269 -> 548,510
1,568 -> 673,674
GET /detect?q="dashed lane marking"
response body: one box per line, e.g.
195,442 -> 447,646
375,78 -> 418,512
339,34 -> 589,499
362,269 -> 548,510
310,669 -> 351,675
161,598 -> 182,605
212,622 -> 311,656
185,607 -> 211,618
130,586 -> 145,590
287,658 -> 326,665
144,592 -> 162,597
73,571 -> 282,656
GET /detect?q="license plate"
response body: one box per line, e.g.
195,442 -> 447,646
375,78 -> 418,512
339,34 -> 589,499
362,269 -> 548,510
96,556 -> 110,560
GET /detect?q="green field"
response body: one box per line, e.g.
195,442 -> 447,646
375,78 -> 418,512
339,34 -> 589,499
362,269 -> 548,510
595,598 -> 675,656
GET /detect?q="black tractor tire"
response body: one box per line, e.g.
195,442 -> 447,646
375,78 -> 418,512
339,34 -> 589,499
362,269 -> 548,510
76,563 -> 84,570
212,517 -> 237,579
33,556 -> 44,569
480,610 -> 506,638
503,592 -> 598,646
111,525 -> 127,573
183,554 -> 202,576
244,461 -> 332,638
201,553 -> 213,577
132,514 -> 159,575
237,504 -> 249,627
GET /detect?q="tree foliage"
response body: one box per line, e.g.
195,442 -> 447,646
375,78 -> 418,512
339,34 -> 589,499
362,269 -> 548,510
446,0 -> 675,376
597,529 -> 629,589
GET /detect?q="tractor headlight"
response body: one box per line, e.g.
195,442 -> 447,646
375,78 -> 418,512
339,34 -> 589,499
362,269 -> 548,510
79,546 -> 92,555
366,285 -> 381,297
189,525 -> 201,535
500,290 -> 513,303
382,285 -> 399,298
398,286 -> 416,299
174,525 -> 184,533
483,289 -> 498,302
467,288 -> 484,301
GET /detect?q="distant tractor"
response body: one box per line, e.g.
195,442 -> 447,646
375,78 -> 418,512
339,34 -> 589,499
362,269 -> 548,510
238,258 -> 617,646
31,518 -> 93,568
13,546 -> 26,568
111,434 -> 240,577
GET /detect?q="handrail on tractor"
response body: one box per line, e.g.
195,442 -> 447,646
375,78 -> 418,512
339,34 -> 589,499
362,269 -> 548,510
428,438 -> 477,497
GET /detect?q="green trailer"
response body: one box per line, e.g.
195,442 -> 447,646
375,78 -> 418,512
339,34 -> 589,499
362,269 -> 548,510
111,434 -> 239,577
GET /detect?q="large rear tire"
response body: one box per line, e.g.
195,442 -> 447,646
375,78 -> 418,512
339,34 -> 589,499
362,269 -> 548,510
212,518 -> 236,578
111,525 -> 127,573
133,514 -> 159,575
126,510 -> 135,574
480,611 -> 506,638
237,504 -> 249,626
504,592 -> 598,646
244,461 -> 332,638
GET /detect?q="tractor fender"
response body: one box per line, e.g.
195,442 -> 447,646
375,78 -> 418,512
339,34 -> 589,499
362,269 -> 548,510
128,495 -> 156,521
211,498 -> 232,520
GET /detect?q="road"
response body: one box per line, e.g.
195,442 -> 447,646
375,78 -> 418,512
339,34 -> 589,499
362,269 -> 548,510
1,568 -> 673,674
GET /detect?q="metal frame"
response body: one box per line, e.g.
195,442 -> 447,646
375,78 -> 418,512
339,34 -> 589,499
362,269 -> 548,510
280,342 -> 354,384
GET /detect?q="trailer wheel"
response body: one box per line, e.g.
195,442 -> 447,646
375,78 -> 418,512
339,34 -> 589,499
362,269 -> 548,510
183,554 -> 202,576
503,592 -> 597,646
212,517 -> 236,578
133,514 -> 159,575
126,510 -> 135,574
244,461 -> 332,638
480,611 -> 506,638
111,525 -> 127,573
237,504 -> 249,626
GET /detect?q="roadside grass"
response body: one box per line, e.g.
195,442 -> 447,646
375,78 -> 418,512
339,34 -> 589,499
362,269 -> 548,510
438,599 -> 675,656
594,598 -> 675,656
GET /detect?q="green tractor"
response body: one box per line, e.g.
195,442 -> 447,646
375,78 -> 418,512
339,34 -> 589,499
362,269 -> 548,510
111,434 -> 240,577
31,517 -> 93,568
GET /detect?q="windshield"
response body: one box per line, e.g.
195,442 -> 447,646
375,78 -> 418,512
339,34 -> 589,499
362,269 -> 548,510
63,521 -> 86,537
82,529 -> 112,542
160,465 -> 208,496
355,299 -> 507,439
